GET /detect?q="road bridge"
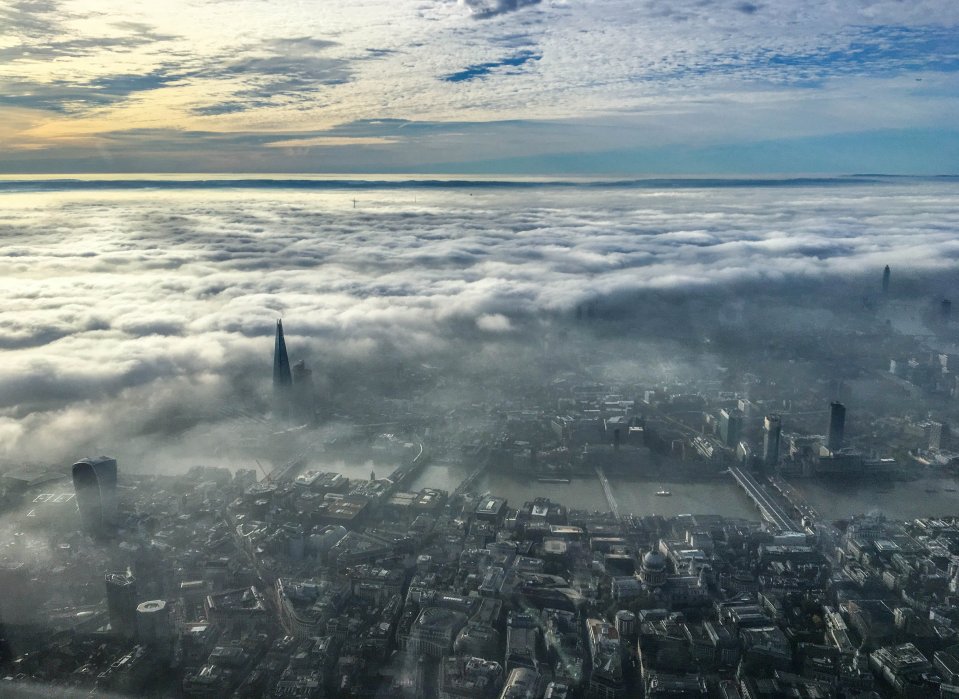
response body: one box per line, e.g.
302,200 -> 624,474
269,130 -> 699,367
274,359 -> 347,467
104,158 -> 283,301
452,461 -> 489,499
728,466 -> 799,532
767,475 -> 821,525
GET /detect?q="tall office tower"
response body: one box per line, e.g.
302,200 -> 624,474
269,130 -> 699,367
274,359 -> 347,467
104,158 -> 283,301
72,456 -> 118,537
136,600 -> 172,647
719,408 -> 743,448
882,265 -> 890,294
291,359 -> 315,422
273,319 -> 293,389
105,572 -> 138,639
273,319 -> 293,418
762,415 -> 782,468
827,401 -> 846,452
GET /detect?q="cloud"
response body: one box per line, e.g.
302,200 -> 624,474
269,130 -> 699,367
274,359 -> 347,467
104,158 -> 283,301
460,0 -> 542,19
263,136 -> 400,148
0,1 -> 176,63
0,180 -> 957,468
2,0 -> 959,167
476,313 -> 513,332
187,37 -> 362,115
0,71 -> 185,114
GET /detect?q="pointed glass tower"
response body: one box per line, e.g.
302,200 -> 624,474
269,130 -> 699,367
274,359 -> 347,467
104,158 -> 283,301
273,319 -> 293,389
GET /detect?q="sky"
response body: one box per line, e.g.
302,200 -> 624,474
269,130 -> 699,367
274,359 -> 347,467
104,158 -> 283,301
2,182 -> 958,468
1,0 -> 958,174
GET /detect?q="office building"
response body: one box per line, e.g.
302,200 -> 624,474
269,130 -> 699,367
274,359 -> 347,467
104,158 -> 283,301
407,607 -> 469,658
719,409 -> 743,449
499,668 -> 542,699
136,600 -> 172,647
882,265 -> 890,294
614,610 -> 637,640
762,416 -> 781,468
827,401 -> 846,453
72,456 -> 118,537
505,612 -> 540,673
439,656 -> 504,699
586,618 -> 624,699
106,572 -> 138,639
273,319 -> 293,389
273,319 -> 292,418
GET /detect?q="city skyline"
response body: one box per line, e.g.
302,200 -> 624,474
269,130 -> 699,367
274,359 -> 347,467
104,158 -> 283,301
5,1 -> 959,695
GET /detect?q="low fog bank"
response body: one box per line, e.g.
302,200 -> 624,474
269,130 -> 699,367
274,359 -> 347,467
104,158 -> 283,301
0,183 -> 956,470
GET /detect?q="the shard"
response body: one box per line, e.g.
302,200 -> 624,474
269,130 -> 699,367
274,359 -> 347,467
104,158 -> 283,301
273,319 -> 293,390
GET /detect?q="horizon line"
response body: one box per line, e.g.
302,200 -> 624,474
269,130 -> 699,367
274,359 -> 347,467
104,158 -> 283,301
1,173 -> 957,192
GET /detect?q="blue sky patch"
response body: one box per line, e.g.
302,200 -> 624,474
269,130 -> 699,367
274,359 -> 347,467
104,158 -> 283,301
443,50 -> 540,82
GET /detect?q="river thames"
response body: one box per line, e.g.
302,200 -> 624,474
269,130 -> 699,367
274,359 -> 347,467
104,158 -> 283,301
411,461 -> 959,522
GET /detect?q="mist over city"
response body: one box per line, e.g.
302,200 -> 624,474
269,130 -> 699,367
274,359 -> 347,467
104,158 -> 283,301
3,177 -> 959,698
3,0 -> 959,696
3,179 -> 958,468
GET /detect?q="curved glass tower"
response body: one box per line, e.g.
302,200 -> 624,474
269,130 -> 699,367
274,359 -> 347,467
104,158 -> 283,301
72,456 -> 118,537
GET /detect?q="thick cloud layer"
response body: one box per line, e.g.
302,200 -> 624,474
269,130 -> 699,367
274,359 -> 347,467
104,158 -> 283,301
1,180 -> 957,468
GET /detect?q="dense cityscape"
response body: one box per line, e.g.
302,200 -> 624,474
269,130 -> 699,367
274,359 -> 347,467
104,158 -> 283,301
3,0 -> 957,695
2,265 -> 959,699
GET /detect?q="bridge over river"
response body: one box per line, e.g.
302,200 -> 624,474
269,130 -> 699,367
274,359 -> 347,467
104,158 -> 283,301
727,466 -> 801,532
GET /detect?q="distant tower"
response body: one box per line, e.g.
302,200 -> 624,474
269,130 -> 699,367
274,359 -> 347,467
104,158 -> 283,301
273,320 -> 293,389
273,320 -> 293,417
719,408 -> 743,448
72,456 -> 118,537
827,401 -> 846,452
136,600 -> 172,648
291,359 -> 315,422
942,299 -> 952,323
882,265 -> 890,294
105,572 -> 137,639
762,415 -> 781,468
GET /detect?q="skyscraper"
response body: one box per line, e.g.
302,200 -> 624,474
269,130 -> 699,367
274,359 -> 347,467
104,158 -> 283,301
882,265 -> 890,294
827,401 -> 846,452
762,415 -> 781,468
273,319 -> 293,418
719,408 -> 743,448
136,600 -> 172,648
273,319 -> 293,389
291,359 -> 315,422
72,456 -> 118,537
105,572 -> 138,639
